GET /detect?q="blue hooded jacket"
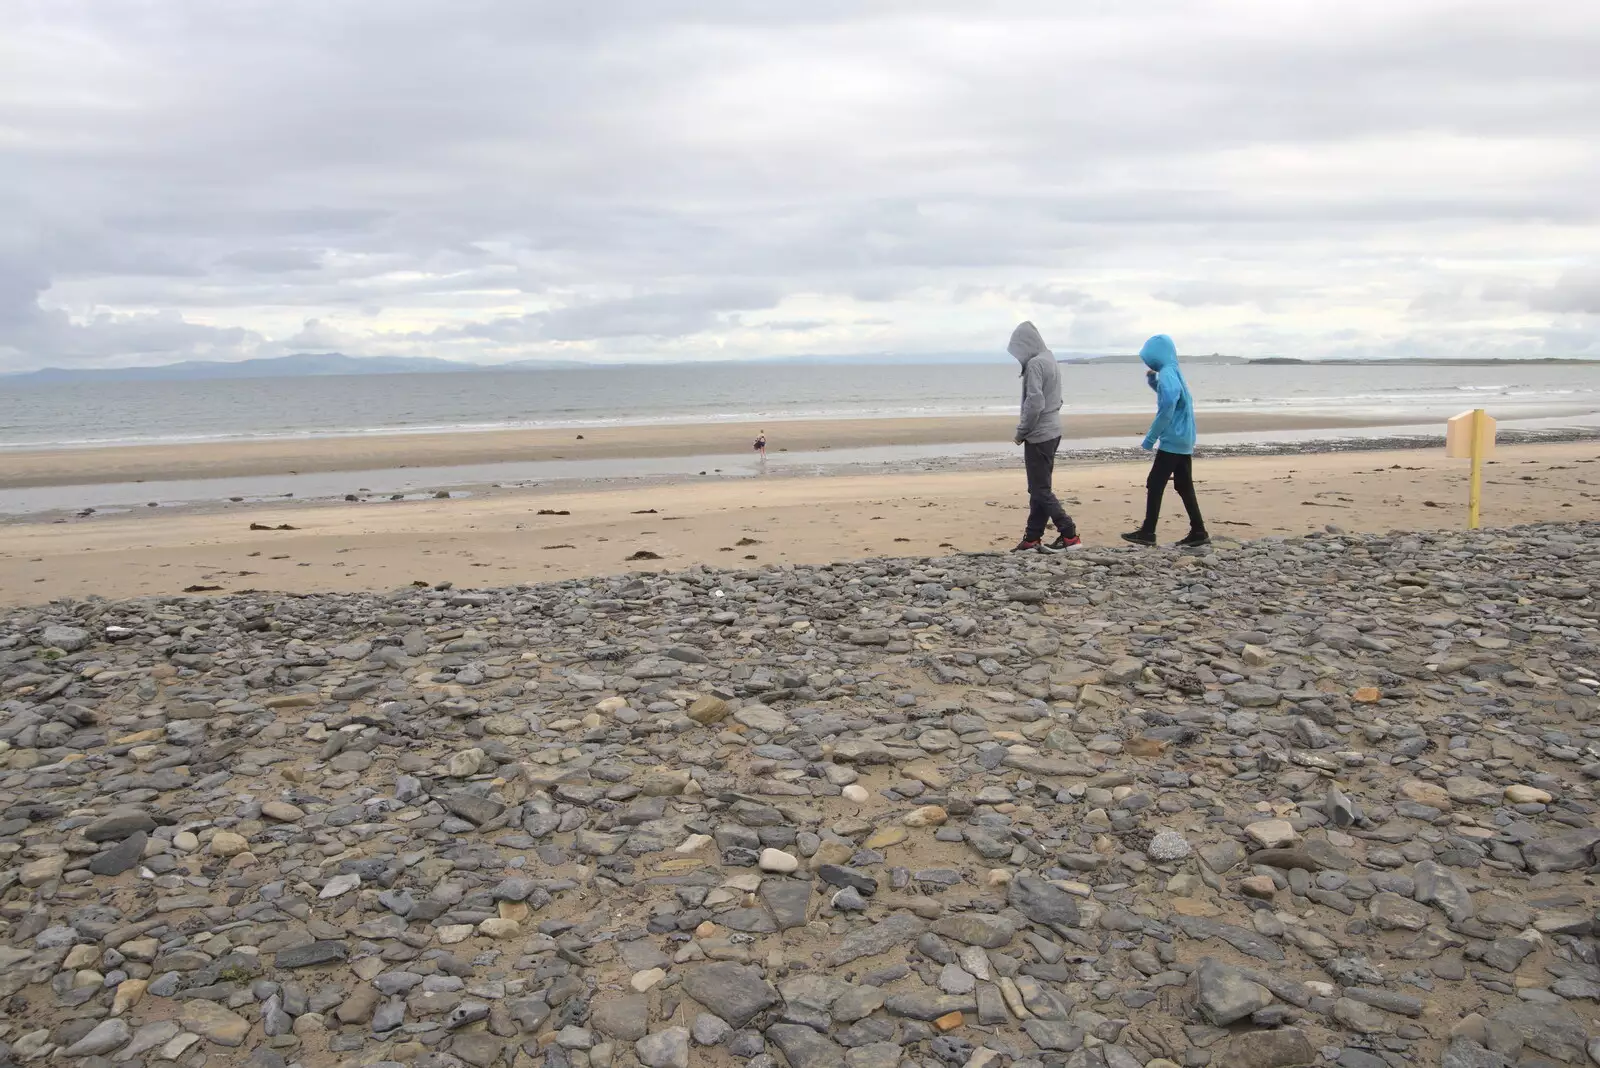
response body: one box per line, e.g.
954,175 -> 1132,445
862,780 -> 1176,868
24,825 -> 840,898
1139,334 -> 1196,455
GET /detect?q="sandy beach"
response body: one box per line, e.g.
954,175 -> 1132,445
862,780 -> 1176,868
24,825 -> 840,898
1,441 -> 1594,607
0,412 -> 1444,489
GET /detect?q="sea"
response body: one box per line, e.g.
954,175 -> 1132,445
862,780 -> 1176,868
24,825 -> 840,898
3,361 -> 1599,450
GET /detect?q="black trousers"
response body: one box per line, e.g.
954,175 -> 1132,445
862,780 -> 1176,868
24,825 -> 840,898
1023,437 -> 1077,541
1140,449 -> 1204,534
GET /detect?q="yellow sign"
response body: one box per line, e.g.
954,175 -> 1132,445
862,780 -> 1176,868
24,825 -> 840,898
1445,409 -> 1496,459
1445,409 -> 1496,529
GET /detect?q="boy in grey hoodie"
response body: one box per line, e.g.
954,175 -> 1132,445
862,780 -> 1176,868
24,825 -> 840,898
1008,321 -> 1080,552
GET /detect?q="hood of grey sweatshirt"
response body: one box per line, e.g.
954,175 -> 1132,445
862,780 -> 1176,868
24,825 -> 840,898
1009,321 -> 1050,367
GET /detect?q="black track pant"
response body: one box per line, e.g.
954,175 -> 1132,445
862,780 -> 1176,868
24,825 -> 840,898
1139,449 -> 1204,535
1023,437 -> 1077,541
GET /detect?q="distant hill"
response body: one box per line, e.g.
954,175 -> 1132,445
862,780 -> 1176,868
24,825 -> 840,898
494,358 -> 618,371
1246,356 -> 1600,366
1074,354 -> 1600,367
8,352 -> 475,384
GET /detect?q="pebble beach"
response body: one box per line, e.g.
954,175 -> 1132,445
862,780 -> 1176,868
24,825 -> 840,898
2,517 -> 1599,1068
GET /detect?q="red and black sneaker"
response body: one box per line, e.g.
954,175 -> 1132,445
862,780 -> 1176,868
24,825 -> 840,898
1047,535 -> 1083,552
1011,538 -> 1047,553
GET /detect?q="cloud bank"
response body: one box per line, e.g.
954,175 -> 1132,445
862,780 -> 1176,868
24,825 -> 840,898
2,1 -> 1597,370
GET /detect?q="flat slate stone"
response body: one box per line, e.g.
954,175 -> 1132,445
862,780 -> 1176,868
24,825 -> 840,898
274,940 -> 349,969
1024,1019 -> 1084,1051
758,878 -> 811,930
83,808 -> 157,843
717,907 -> 777,933
816,864 -> 878,894
766,1023 -> 845,1068
443,793 -> 505,826
680,962 -> 778,1029
830,911 -> 927,967
1171,915 -> 1286,963
1009,873 -> 1081,927
89,831 -> 147,876
931,913 -> 1015,948
1230,1027 -> 1316,1068
590,993 -> 650,1041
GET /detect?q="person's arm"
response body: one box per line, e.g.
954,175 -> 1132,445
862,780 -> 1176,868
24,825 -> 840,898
1142,375 -> 1179,451
1015,360 -> 1044,444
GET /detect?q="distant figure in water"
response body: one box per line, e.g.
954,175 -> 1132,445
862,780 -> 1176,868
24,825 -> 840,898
1122,334 -> 1209,547
753,431 -> 767,468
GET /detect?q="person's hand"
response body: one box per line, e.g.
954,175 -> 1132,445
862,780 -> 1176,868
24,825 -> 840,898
1140,438 -> 1155,451
1014,435 -> 1024,446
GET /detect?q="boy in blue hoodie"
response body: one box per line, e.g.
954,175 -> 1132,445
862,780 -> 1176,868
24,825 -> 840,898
1122,334 -> 1208,547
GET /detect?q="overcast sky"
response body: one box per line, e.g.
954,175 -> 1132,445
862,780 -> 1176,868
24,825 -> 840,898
2,1 -> 1597,370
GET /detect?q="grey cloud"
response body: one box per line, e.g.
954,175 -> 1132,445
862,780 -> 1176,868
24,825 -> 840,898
948,284 -> 1112,313
1010,286 -> 1111,312
1406,273 -> 1600,319
218,249 -> 325,273
1480,280 -> 1532,305
0,256 -> 52,331
425,286 -> 782,345
1528,269 -> 1600,314
1154,282 -> 1277,309
1,1 -> 1597,369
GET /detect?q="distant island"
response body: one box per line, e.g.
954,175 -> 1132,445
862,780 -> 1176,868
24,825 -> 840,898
1060,353 -> 1248,366
5,350 -> 1596,383
1061,354 -> 1600,367
1244,356 -> 1599,366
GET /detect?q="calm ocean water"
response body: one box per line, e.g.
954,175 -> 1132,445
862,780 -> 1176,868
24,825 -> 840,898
2,361 -> 1598,449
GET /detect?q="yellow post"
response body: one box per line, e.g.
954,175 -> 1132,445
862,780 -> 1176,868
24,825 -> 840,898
1467,408 -> 1483,530
1446,407 -> 1496,530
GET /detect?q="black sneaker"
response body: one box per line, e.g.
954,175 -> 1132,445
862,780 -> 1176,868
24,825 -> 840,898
1011,538 -> 1045,553
1047,535 -> 1083,552
1176,530 -> 1210,548
1120,529 -> 1156,546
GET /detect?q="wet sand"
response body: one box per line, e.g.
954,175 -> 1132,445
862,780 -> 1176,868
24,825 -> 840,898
0,412 -> 1434,489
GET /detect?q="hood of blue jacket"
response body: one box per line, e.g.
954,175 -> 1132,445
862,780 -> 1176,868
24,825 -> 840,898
1139,334 -> 1177,372
1009,321 -> 1050,367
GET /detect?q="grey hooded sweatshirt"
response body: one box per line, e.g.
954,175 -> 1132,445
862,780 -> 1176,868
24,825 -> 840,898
1010,321 -> 1063,444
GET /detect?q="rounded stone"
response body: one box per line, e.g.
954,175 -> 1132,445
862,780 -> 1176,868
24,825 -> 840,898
208,831 -> 249,857
477,918 -> 521,939
1239,875 -> 1278,899
1398,780 -> 1452,809
758,848 -> 799,873
631,968 -> 666,992
903,805 -> 949,828
1147,831 -> 1192,861
260,801 -> 304,822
